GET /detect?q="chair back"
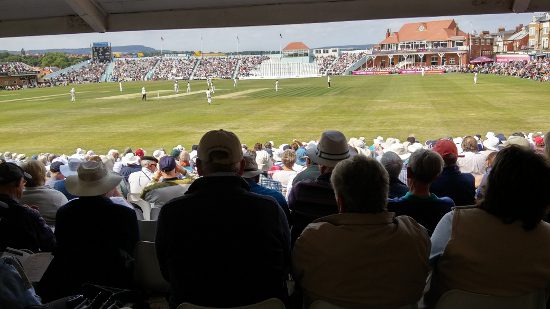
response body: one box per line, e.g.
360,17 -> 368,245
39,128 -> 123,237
177,298 -> 286,309
137,220 -> 158,242
310,299 -> 417,309
150,206 -> 162,220
435,289 -> 547,309
132,199 -> 152,220
133,241 -> 170,293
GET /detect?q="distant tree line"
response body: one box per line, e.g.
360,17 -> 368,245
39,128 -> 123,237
0,52 -> 89,69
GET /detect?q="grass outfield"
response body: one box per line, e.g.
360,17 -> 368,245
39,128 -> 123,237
1,73 -> 549,155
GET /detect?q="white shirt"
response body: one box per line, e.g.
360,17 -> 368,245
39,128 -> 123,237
142,87 -> 146,95
128,167 -> 155,194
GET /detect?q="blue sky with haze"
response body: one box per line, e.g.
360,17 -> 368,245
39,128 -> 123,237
0,13 -> 539,52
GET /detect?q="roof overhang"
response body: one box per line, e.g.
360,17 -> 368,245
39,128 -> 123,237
1,0 -> 549,38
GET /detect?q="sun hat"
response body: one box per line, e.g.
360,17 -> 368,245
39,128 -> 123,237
407,142 -> 424,153
385,143 -> 411,160
242,154 -> 262,178
60,158 -> 83,177
307,130 -> 350,167
122,153 -> 140,166
483,137 -> 500,151
65,161 -> 122,196
502,136 -> 531,149
197,129 -> 243,165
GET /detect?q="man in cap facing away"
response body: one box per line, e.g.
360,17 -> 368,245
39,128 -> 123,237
156,129 -> 290,308
0,162 -> 55,252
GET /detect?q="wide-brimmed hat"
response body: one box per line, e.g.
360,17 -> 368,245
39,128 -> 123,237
122,153 -> 140,166
60,158 -> 83,177
307,130 -> 350,167
242,154 -> 262,178
483,137 -> 500,151
502,136 -> 531,149
65,160 -> 123,196
385,143 -> 411,160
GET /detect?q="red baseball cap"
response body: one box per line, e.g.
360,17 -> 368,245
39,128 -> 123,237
433,139 -> 458,158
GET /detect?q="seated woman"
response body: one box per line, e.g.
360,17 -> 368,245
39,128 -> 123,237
37,160 -> 139,302
428,145 -> 550,305
21,160 -> 68,227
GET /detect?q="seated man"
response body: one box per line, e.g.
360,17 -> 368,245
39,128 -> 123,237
380,151 -> 408,199
37,161 -> 138,302
293,156 -> 430,308
288,130 -> 349,245
387,149 -> 454,235
430,139 -> 476,206
128,155 -> 158,195
242,153 -> 290,223
0,162 -> 55,252
141,156 -> 192,208
156,129 -> 290,308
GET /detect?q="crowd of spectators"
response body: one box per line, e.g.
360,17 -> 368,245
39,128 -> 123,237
462,59 -> 550,82
194,57 -> 239,79
150,58 -> 197,80
0,62 -> 37,75
330,52 -> 367,74
47,61 -> 108,84
315,55 -> 336,75
110,58 -> 159,81
1,128 -> 549,308
237,56 -> 270,77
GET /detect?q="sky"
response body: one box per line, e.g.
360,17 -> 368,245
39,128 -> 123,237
0,12 -> 540,52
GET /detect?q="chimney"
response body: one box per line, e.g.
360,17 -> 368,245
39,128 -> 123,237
386,29 -> 391,38
498,27 -> 505,33
515,24 -> 523,33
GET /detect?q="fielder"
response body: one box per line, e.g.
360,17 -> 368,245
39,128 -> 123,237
70,87 -> 76,102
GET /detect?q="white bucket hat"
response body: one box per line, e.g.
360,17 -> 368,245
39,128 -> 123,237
306,130 -> 350,167
483,137 -> 500,151
60,158 -> 83,177
65,160 -> 123,197
122,153 -> 140,166
385,143 -> 411,160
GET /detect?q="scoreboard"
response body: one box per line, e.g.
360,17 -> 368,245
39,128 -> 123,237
92,42 -> 112,63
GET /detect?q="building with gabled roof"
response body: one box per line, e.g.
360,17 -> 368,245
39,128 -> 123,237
282,42 -> 310,57
371,19 -> 469,68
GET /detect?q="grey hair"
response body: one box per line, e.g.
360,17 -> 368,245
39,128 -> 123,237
380,152 -> 403,179
331,156 -> 389,213
408,149 -> 443,184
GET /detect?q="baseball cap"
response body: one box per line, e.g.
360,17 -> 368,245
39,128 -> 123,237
197,129 -> 243,164
50,161 -> 65,173
433,139 -> 458,159
0,162 -> 32,185
159,156 -> 177,172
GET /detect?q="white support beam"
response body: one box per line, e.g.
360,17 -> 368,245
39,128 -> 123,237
513,0 -> 531,13
65,0 -> 107,32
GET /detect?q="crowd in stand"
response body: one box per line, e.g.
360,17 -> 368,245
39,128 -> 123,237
237,56 -> 270,77
151,58 -> 197,80
1,128 -> 549,308
47,61 -> 108,84
0,62 -> 37,75
110,58 -> 158,81
315,55 -> 336,75
465,59 -> 550,82
194,57 -> 239,79
329,52 -> 367,74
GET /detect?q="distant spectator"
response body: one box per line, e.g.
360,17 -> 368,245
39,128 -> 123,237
141,156 -> 191,208
430,139 -> 476,206
128,156 -> 158,195
380,151 -> 408,199
387,149 -> 454,235
272,150 -> 297,197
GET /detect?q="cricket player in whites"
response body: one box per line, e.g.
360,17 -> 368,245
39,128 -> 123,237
206,88 -> 212,105
187,81 -> 191,93
70,87 -> 76,102
174,80 -> 179,94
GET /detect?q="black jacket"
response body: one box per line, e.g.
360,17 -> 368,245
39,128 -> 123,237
156,175 -> 290,308
430,165 -> 476,206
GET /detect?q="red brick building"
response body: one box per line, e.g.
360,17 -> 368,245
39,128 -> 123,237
369,19 -> 469,68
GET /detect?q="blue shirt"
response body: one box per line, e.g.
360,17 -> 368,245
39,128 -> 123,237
387,192 -> 454,235
246,179 -> 290,224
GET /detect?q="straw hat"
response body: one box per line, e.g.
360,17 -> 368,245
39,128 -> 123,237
65,160 -> 122,197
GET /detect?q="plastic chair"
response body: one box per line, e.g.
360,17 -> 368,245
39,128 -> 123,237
132,199 -> 152,220
150,207 -> 162,221
133,241 -> 170,293
435,289 -> 547,309
310,299 -> 417,309
177,298 -> 286,309
133,206 -> 144,221
137,220 -> 158,242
